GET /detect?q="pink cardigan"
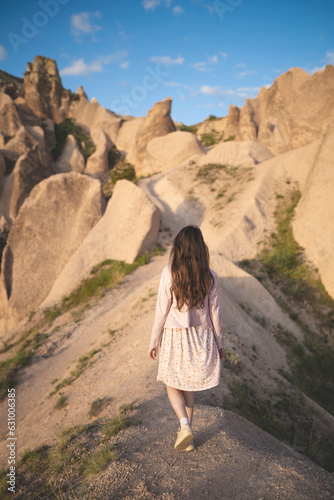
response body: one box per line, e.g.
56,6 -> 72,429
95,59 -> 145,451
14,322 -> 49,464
150,265 -> 224,350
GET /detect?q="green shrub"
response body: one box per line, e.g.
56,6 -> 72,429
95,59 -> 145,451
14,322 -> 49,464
110,157 -> 136,184
179,123 -> 199,134
52,119 -> 96,162
108,145 -> 122,169
4,157 -> 16,175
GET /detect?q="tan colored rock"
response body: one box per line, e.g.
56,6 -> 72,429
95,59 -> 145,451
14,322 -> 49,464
55,135 -> 85,174
9,147 -> 53,219
197,140 -> 273,168
0,92 -> 22,137
224,65 -> 334,154
3,124 -> 52,169
43,179 -> 160,306
85,127 -> 112,176
0,173 -> 105,326
223,104 -> 240,140
14,96 -> 40,126
134,97 -> 176,168
23,55 -> 71,123
196,116 -> 227,137
69,98 -> 121,145
76,85 -> 88,102
140,131 -> 205,176
116,117 -> 145,163
292,120 -> 334,299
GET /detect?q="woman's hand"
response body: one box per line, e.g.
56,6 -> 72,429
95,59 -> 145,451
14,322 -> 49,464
148,347 -> 157,360
219,347 -> 224,359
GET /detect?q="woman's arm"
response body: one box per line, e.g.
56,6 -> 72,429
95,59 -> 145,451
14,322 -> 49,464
148,267 -> 172,358
208,271 -> 224,351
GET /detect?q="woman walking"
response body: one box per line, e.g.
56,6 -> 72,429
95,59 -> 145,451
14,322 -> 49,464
148,225 -> 224,451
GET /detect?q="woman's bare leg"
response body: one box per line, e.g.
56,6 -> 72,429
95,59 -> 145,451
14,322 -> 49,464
166,386 -> 188,420
182,390 -> 194,424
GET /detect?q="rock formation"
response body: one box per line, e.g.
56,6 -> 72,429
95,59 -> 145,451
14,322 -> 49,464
85,127 -> 112,176
141,130 -> 205,176
134,97 -> 176,170
0,92 -> 22,138
54,135 -> 85,174
8,146 -> 53,220
116,117 -> 145,164
292,119 -> 334,299
0,69 -> 23,100
196,115 -> 227,139
69,97 -> 121,145
224,65 -> 334,154
43,179 -> 160,306
23,55 -> 71,123
0,173 -> 105,329
197,140 -> 273,168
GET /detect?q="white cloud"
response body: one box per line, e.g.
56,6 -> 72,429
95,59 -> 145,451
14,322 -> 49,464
150,55 -> 184,66
164,81 -> 183,87
236,62 -> 246,68
191,53 -> 226,72
0,45 -> 7,61
195,103 -> 215,108
173,5 -> 185,14
71,11 -> 102,39
142,0 -> 171,10
305,50 -> 334,75
60,59 -> 102,76
191,61 -> 212,72
235,70 -> 257,79
119,61 -> 130,69
60,51 -> 129,76
326,50 -> 334,64
201,85 -> 261,99
208,55 -> 218,64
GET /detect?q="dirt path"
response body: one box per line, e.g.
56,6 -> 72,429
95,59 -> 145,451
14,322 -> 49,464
96,402 -> 334,500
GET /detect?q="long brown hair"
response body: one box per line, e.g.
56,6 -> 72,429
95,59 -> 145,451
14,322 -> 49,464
170,225 -> 214,310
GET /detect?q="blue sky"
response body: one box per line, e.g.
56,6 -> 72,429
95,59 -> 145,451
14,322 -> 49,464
0,0 -> 333,124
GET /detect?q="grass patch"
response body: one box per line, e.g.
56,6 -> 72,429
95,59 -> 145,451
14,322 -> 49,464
0,346 -> 33,399
61,246 -> 164,312
199,132 -> 223,147
103,404 -> 136,437
195,163 -> 238,184
43,305 -> 62,324
80,445 -> 116,477
6,404 -> 138,496
54,395 -> 67,410
102,157 -> 136,198
179,123 -> 199,134
234,186 -> 334,470
255,188 -> 334,414
52,118 -> 96,162
50,348 -> 101,396
223,349 -> 242,374
224,379 -> 334,472
89,397 -> 113,418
